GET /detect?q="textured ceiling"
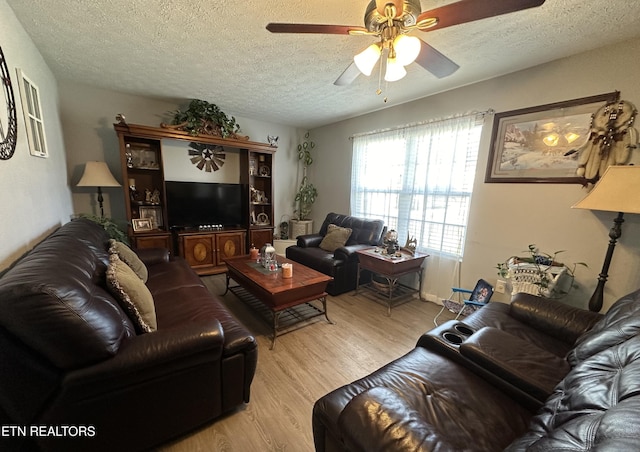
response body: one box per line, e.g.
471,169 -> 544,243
7,0 -> 640,129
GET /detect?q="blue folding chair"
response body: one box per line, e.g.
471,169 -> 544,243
434,279 -> 494,326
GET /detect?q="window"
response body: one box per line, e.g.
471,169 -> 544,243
351,113 -> 484,258
15,68 -> 47,158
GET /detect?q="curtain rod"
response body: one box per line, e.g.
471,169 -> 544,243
349,109 -> 494,139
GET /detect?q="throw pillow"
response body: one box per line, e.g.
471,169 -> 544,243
105,253 -> 157,333
319,224 -> 353,252
109,239 -> 148,282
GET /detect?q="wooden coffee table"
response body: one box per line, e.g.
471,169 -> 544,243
356,248 -> 428,315
223,255 -> 333,349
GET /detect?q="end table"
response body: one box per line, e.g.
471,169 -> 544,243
355,248 -> 428,315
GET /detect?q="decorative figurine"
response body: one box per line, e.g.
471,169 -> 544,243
150,189 -> 161,205
268,135 -> 279,147
384,229 -> 399,255
401,235 -> 418,256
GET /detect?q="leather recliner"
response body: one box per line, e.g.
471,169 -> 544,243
286,212 -> 385,295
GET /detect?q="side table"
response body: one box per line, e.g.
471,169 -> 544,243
355,248 -> 428,315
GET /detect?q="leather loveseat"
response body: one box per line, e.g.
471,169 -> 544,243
312,290 -> 640,451
286,212 -> 385,296
0,218 -> 257,452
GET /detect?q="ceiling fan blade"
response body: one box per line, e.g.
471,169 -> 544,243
266,23 -> 367,35
376,0 -> 403,18
417,0 -> 545,32
414,39 -> 460,78
334,62 -> 361,86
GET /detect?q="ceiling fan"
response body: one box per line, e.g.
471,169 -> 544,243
267,0 -> 546,86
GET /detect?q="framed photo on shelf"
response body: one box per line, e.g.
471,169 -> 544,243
129,145 -> 160,170
139,206 -> 163,229
485,91 -> 619,183
132,218 -> 153,232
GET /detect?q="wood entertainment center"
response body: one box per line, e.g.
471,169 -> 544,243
114,121 -> 276,275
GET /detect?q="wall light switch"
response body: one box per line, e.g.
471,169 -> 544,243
495,279 -> 507,294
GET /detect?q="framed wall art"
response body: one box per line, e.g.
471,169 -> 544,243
485,91 -> 619,183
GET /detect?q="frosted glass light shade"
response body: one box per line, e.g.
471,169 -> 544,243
354,43 -> 381,76
384,58 -> 407,82
394,35 -> 421,66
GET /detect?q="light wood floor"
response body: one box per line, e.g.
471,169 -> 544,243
159,275 -> 456,452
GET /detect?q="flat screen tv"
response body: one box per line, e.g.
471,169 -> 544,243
165,181 -> 246,229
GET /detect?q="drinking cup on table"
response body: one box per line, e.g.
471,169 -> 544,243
282,263 -> 293,279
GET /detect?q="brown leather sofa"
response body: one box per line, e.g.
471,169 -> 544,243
0,218 -> 257,452
286,212 -> 385,295
311,290 -> 640,451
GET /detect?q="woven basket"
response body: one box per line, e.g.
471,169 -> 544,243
507,259 -> 568,297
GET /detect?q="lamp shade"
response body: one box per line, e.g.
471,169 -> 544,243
394,35 -> 421,66
384,57 -> 407,82
77,161 -> 121,187
572,165 -> 640,214
354,43 -> 381,76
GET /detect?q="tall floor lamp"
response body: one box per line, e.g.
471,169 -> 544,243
572,165 -> 640,312
77,161 -> 121,218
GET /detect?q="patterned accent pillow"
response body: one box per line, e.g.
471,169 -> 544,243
319,224 -> 353,252
105,253 -> 157,333
108,239 -> 148,282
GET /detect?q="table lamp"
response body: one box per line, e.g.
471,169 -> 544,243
572,165 -> 640,312
77,161 -> 121,217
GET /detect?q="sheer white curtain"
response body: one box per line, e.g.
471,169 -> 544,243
350,112 -> 484,301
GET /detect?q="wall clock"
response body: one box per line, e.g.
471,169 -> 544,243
188,142 -> 225,172
0,46 -> 18,160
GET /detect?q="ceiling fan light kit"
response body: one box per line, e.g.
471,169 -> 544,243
267,0 -> 547,90
393,34 -> 421,66
354,43 -> 382,76
384,58 -> 407,82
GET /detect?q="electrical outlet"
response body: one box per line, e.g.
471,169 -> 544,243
495,279 -> 506,294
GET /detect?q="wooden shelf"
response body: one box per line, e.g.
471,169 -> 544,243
114,122 -> 276,153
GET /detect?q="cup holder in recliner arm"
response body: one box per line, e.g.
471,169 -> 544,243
419,320 -> 477,357
442,331 -> 464,345
454,324 -> 474,336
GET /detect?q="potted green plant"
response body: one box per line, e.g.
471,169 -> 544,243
162,99 -> 245,139
78,214 -> 129,244
497,244 -> 587,298
291,132 -> 318,237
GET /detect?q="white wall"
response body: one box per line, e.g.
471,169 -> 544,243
0,0 -> 73,271
58,81 -> 302,236
311,36 -> 640,312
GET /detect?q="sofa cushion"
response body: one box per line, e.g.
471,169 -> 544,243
319,224 -> 352,252
0,219 -> 135,370
314,347 -> 532,452
506,333 -> 640,451
567,289 -> 640,366
106,253 -> 157,333
109,239 -> 148,282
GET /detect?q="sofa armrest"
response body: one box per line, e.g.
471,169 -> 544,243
334,244 -> 373,262
136,247 -> 171,265
509,293 -> 603,344
459,327 -> 569,402
297,234 -> 323,248
65,318 -> 224,391
339,386 -> 454,452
